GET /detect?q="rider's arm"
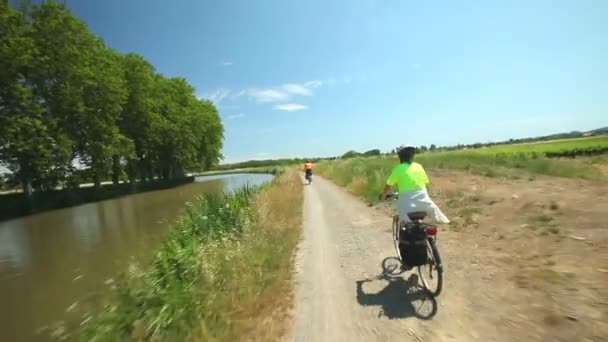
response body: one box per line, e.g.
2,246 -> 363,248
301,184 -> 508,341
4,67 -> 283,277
379,167 -> 398,200
380,184 -> 391,200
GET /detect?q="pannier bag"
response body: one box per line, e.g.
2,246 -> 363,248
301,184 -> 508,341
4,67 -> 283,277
398,222 -> 428,266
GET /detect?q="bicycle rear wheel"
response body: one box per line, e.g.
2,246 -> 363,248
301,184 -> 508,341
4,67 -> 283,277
417,238 -> 443,296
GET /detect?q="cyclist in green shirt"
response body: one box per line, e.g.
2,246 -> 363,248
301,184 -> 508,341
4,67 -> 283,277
379,145 -> 449,224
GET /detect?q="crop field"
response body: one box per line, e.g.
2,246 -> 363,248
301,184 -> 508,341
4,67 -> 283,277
471,136 -> 608,157
409,136 -> 608,180
316,137 -> 608,202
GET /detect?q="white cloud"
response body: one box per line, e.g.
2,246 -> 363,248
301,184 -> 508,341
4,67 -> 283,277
281,83 -> 312,96
200,88 -> 231,104
246,88 -> 290,103
273,103 -> 308,112
242,80 -> 324,103
220,61 -> 233,66
227,113 -> 245,120
303,80 -> 323,88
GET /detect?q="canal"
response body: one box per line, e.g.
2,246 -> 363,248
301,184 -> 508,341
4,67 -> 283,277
0,173 -> 274,341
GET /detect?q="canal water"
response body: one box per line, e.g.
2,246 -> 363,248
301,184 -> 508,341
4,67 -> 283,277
0,173 -> 273,341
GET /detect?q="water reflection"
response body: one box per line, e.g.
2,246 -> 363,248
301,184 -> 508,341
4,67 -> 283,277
0,173 -> 273,342
0,220 -> 32,275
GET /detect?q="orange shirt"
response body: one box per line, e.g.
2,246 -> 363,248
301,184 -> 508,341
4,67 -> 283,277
304,162 -> 313,170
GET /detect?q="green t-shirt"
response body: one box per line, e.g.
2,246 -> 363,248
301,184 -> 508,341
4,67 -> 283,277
386,162 -> 429,193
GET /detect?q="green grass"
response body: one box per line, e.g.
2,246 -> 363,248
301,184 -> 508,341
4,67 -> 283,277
474,136 -> 608,154
415,151 -> 604,180
316,137 -> 608,197
64,171 -> 302,341
415,136 -> 608,179
314,137 -> 607,211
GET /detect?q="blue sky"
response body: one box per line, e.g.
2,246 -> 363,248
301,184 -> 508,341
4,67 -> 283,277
52,1 -> 608,162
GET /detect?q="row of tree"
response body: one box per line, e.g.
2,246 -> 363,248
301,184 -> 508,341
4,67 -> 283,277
0,2 -> 224,197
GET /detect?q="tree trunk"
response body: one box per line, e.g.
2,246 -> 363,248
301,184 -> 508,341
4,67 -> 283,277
93,172 -> 101,189
127,159 -> 137,184
21,179 -> 33,200
17,158 -> 34,203
168,165 -> 174,180
138,156 -> 147,182
175,165 -> 184,178
111,155 -> 120,185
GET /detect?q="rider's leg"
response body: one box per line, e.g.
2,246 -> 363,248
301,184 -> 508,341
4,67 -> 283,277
396,195 -> 412,225
395,198 -> 413,270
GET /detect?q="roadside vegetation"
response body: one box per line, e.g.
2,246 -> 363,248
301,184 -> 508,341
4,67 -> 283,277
60,170 -> 302,341
1,2 -> 223,199
316,136 -> 608,204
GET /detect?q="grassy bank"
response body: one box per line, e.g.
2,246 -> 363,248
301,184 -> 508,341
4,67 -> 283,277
0,177 -> 195,222
64,171 -> 302,341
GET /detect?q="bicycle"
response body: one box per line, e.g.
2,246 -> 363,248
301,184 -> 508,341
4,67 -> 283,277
384,192 -> 443,296
305,170 -> 312,185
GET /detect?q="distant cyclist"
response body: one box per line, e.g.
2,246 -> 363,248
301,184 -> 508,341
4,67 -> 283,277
304,160 -> 313,182
379,145 -> 449,224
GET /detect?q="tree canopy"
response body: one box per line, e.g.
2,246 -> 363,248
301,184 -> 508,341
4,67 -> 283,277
0,2 -> 224,195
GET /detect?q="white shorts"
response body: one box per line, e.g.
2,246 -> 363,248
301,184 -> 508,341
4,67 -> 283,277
396,189 -> 450,224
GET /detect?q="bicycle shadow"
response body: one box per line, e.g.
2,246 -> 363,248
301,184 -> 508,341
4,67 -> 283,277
355,258 -> 438,320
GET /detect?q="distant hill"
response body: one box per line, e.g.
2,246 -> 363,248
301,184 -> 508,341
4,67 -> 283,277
433,126 -> 608,152
587,127 -> 608,135
540,127 -> 608,140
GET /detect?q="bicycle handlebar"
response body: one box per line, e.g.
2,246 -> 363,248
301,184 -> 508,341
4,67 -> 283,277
380,192 -> 399,201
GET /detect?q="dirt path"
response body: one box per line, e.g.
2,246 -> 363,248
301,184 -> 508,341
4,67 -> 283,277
289,174 -> 608,342
290,176 -> 479,341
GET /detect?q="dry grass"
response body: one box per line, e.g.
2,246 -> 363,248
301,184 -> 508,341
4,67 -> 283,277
192,170 -> 303,342
513,266 -> 576,290
241,170 -> 303,341
347,176 -> 368,195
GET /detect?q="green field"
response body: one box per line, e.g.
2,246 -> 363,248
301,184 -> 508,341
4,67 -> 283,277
317,137 -> 608,203
468,136 -> 608,155
414,136 -> 608,179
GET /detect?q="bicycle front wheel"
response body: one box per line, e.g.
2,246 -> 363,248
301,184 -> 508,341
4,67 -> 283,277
418,238 -> 443,296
